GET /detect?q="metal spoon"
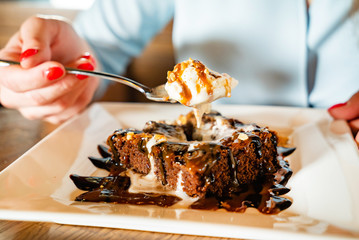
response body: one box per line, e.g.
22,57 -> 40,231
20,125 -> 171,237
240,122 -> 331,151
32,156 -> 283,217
0,59 -> 175,103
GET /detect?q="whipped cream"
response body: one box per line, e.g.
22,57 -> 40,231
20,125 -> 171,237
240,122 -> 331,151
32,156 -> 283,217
165,58 -> 238,127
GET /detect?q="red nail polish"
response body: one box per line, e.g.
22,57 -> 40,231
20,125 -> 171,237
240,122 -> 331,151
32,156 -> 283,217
80,53 -> 96,67
76,62 -> 94,80
328,102 -> 347,111
45,67 -> 64,81
20,49 -> 39,61
81,52 -> 91,59
77,62 -> 94,70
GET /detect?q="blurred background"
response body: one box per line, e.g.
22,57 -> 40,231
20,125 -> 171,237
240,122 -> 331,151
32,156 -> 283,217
0,0 -> 175,102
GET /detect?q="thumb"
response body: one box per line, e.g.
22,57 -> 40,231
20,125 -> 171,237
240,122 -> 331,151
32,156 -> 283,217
19,16 -> 55,68
328,91 -> 359,120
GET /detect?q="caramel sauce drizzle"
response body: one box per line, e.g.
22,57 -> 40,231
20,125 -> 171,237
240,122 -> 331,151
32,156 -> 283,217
167,59 -> 215,106
193,60 -> 214,97
70,115 -> 294,214
167,61 -> 192,106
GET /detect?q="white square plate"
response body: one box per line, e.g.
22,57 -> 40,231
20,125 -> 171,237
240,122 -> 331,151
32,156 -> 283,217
0,103 -> 358,240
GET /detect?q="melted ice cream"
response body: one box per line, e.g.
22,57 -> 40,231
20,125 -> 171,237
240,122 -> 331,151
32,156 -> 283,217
165,58 -> 238,127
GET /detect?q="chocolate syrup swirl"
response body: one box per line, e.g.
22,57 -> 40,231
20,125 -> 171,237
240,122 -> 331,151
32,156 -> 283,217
70,112 -> 294,214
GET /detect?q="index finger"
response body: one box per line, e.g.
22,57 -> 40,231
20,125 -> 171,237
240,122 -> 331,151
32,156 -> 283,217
328,91 -> 359,120
0,60 -> 65,92
18,15 -> 56,68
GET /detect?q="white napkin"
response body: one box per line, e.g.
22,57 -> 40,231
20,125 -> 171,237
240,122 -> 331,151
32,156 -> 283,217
288,119 -> 359,232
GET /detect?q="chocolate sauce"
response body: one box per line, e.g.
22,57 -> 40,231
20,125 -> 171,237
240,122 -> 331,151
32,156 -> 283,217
70,113 -> 294,214
190,161 -> 292,214
71,175 -> 180,206
71,144 -> 293,213
70,148 -> 181,207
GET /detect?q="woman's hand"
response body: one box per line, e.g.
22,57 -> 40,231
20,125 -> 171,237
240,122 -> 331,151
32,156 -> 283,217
0,15 -> 99,124
328,91 -> 359,145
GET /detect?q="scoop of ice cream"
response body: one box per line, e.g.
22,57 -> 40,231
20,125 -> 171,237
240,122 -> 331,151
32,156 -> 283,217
165,58 -> 238,107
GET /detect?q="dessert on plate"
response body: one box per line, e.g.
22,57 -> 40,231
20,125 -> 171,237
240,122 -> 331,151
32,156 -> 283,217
70,59 -> 294,214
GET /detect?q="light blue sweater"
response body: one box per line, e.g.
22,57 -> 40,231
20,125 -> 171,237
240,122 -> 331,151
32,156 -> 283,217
74,0 -> 359,108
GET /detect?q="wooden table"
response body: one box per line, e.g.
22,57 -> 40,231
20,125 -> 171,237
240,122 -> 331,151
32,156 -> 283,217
0,107 -> 238,240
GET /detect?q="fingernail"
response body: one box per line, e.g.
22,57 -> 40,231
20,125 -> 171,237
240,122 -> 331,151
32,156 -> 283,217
76,62 -> 94,80
20,49 -> 39,61
80,53 -> 96,67
45,67 -> 64,81
328,102 -> 347,111
81,52 -> 91,59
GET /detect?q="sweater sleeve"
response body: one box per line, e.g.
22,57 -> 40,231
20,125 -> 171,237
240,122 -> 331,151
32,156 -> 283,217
73,0 -> 175,98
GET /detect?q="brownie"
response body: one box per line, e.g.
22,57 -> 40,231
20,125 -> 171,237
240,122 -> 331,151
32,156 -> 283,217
71,111 -> 294,214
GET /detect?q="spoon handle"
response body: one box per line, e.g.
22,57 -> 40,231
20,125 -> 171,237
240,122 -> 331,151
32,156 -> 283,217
0,59 -> 151,94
